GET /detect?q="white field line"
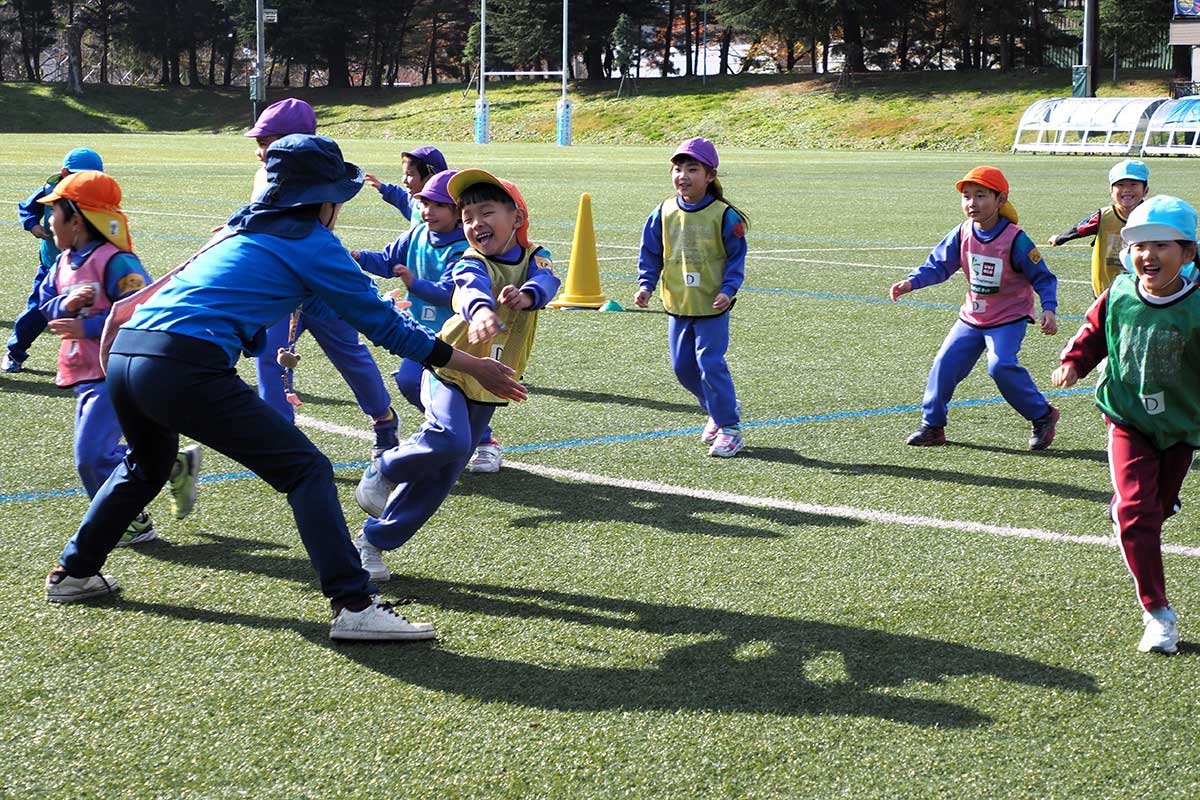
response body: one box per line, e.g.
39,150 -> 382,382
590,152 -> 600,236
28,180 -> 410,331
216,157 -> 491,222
295,414 -> 1200,559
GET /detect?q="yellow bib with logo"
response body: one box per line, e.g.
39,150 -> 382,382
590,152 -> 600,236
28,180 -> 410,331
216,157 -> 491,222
434,245 -> 542,403
660,197 -> 729,316
1092,205 -> 1129,299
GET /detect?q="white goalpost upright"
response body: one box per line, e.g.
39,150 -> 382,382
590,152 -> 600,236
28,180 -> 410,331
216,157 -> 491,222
476,0 -> 572,146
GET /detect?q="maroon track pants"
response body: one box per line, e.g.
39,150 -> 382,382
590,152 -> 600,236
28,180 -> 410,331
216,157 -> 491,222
1106,416 -> 1194,611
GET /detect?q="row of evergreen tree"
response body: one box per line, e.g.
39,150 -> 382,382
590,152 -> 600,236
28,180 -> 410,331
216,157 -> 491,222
0,1 -> 1171,88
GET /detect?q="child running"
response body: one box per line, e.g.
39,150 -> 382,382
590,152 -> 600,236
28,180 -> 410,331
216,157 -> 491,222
44,135 -> 524,642
352,169 -> 468,411
35,170 -> 200,543
6,148 -> 105,373
354,168 -> 560,583
364,145 -> 448,226
1053,195 -> 1200,655
634,137 -> 748,457
1047,159 -> 1149,298
891,166 -> 1060,449
243,98 -> 400,458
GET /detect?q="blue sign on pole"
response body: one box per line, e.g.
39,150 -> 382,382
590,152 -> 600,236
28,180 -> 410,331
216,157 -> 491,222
1178,0 -> 1200,18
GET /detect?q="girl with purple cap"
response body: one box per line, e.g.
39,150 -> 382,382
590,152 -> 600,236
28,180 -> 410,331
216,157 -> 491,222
634,137 -> 750,457
352,169 -> 468,412
240,98 -> 402,460
364,145 -> 449,227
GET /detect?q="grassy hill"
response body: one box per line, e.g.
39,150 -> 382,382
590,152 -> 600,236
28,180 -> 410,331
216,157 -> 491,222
0,69 -> 1174,151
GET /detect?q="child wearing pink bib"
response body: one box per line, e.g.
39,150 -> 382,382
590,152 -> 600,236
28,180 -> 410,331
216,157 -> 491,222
890,166 -> 1060,450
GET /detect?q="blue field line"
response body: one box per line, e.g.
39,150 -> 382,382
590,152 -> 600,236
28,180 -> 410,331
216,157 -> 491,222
0,387 -> 1095,505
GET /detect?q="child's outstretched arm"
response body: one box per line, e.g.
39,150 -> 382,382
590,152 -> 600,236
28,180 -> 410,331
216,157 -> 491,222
634,205 -> 665,307
889,227 -> 961,301
1013,232 -> 1058,335
1054,292 -> 1110,387
1047,209 -> 1100,246
353,230 -> 413,280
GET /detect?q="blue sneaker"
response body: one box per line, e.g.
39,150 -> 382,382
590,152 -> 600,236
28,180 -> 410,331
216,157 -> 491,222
1,353 -> 22,373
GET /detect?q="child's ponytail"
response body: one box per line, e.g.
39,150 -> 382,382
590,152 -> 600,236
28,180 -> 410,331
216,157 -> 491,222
711,181 -> 750,232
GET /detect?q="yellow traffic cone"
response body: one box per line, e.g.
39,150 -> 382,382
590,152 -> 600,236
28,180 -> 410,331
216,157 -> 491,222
549,192 -> 607,309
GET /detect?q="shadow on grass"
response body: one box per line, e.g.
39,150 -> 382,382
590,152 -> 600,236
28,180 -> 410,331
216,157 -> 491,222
746,446 -> 1111,504
526,385 -> 699,415
455,467 -> 852,538
112,577 -> 1100,728
284,390 -> 358,409
132,531 -> 314,587
0,373 -> 71,396
951,440 -> 1108,464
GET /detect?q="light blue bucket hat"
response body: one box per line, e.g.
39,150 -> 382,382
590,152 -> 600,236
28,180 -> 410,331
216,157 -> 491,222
1108,159 -> 1149,186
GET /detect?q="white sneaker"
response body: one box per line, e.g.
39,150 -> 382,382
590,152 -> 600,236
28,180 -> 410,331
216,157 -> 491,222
701,401 -> 742,444
330,599 -> 435,641
467,439 -> 503,473
1138,607 -> 1179,655
353,532 -> 391,582
355,458 -> 396,517
707,426 -> 744,458
46,567 -> 119,603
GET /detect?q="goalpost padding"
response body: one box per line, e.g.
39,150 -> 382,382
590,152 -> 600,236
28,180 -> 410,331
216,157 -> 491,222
1012,97 -> 1166,155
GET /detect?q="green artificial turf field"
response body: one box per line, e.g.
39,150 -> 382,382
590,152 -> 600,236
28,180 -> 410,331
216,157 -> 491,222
1,134 -> 1197,798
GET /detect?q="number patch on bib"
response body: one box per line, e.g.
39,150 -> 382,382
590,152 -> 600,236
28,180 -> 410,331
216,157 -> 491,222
684,271 -> 701,287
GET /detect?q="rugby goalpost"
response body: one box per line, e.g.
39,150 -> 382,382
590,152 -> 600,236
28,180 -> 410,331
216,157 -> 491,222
475,0 -> 572,146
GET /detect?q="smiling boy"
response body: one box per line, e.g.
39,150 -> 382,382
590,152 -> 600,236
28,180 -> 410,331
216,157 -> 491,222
890,166 -> 1060,449
1054,195 -> 1200,655
353,169 -> 559,589
1047,159 -> 1150,298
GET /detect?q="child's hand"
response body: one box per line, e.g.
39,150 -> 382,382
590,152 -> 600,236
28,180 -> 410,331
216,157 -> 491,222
1047,235 -> 1060,246
48,318 -> 85,339
465,357 -> 527,402
497,284 -> 532,310
468,308 -> 505,345
30,223 -> 52,241
889,280 -> 913,301
1040,309 -> 1058,335
364,173 -> 382,192
350,250 -> 361,262
393,265 -> 413,286
1051,364 -> 1078,388
633,289 -> 652,308
712,292 -> 732,312
64,285 -> 96,312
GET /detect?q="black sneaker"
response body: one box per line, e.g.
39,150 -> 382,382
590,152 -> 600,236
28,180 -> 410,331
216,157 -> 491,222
1029,406 -> 1060,450
906,425 -> 946,446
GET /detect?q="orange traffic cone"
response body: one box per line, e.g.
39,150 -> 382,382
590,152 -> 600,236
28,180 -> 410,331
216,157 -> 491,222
549,192 -> 607,309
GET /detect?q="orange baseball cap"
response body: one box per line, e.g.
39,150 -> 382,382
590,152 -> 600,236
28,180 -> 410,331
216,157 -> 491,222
37,170 -> 133,253
955,166 -> 1009,195
446,168 -> 531,248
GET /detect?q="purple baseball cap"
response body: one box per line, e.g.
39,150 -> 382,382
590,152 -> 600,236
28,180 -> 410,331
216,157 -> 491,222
671,137 -> 719,169
413,170 -> 458,206
402,145 -> 448,174
244,98 -> 317,138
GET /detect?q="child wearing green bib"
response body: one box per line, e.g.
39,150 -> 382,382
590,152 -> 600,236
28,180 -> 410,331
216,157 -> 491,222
1054,195 -> 1200,655
1046,159 -> 1148,298
635,137 -> 750,457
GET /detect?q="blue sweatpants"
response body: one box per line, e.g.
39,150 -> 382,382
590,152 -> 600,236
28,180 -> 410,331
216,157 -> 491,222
255,311 -> 392,423
364,371 -> 496,550
73,380 -> 128,498
60,329 -> 374,606
393,357 -> 493,446
6,261 -> 51,363
921,317 -> 1050,428
667,312 -> 740,427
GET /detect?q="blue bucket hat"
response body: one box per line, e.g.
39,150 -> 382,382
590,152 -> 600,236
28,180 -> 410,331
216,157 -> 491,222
1121,195 -> 1197,245
256,134 -> 363,208
1108,159 -> 1149,186
62,147 -> 103,173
